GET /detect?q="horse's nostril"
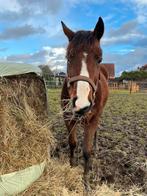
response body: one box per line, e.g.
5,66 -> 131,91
72,96 -> 77,107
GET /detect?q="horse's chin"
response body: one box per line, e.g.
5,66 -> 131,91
72,105 -> 91,117
73,112 -> 83,118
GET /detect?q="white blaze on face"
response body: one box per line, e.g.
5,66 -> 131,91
75,52 -> 91,111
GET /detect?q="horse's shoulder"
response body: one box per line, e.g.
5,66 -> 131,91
100,64 -> 109,80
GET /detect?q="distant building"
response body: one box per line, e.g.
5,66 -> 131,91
101,63 -> 115,80
140,64 -> 147,71
56,72 -> 66,77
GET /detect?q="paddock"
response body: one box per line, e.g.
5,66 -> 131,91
48,88 -> 147,195
0,63 -> 146,195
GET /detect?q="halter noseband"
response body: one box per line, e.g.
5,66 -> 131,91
67,75 -> 97,92
67,66 -> 101,93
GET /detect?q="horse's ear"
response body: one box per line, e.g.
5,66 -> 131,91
93,17 -> 104,40
61,21 -> 75,41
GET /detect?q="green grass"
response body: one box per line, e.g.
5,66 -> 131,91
48,88 -> 147,116
48,89 -> 61,115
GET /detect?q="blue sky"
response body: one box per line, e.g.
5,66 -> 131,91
0,0 -> 147,76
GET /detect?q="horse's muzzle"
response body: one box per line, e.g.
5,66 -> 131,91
72,97 -> 92,117
74,105 -> 91,117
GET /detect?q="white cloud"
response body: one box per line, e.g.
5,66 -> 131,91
102,32 -> 146,46
120,0 -> 147,23
0,0 -> 21,12
0,25 -> 45,40
5,46 -> 67,71
0,0 -> 64,15
102,19 -> 147,47
134,0 -> 147,5
130,0 -> 147,23
52,48 -> 66,56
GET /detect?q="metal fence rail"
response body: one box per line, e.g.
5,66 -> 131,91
44,76 -> 147,92
45,77 -> 64,88
137,82 -> 147,92
109,81 -> 147,92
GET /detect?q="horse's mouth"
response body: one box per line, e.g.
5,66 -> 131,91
73,105 -> 91,117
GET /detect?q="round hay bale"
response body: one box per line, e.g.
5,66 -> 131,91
0,73 -> 54,194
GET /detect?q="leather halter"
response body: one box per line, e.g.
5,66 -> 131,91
67,75 -> 97,92
67,66 -> 101,93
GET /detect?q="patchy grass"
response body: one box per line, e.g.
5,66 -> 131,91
48,89 -> 61,115
48,89 -> 147,195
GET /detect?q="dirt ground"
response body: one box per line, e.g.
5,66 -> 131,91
48,89 -> 147,195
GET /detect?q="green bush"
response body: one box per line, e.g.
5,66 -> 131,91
120,70 -> 147,81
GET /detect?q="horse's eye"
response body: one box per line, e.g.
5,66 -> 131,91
67,55 -> 74,64
95,56 -> 102,64
97,57 -> 102,63
67,59 -> 70,64
68,50 -> 75,59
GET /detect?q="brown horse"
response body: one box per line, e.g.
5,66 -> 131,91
61,17 -> 109,175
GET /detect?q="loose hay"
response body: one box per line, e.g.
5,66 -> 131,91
0,73 -> 54,174
21,160 -> 142,196
20,160 -> 84,196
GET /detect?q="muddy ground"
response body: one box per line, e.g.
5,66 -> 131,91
48,89 -> 147,194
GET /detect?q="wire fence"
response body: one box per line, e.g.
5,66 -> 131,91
44,76 -> 64,89
109,81 -> 147,92
137,81 -> 147,92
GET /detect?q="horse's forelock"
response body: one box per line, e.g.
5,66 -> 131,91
72,31 -> 94,45
66,31 -> 96,57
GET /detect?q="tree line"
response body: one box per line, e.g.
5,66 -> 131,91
118,70 -> 147,81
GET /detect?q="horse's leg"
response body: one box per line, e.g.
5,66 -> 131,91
65,120 -> 77,166
69,128 -> 77,166
83,120 -> 98,175
93,130 -> 97,151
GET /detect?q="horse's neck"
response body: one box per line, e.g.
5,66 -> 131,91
99,65 -> 108,80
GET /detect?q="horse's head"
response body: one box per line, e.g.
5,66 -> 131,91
61,17 -> 104,116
